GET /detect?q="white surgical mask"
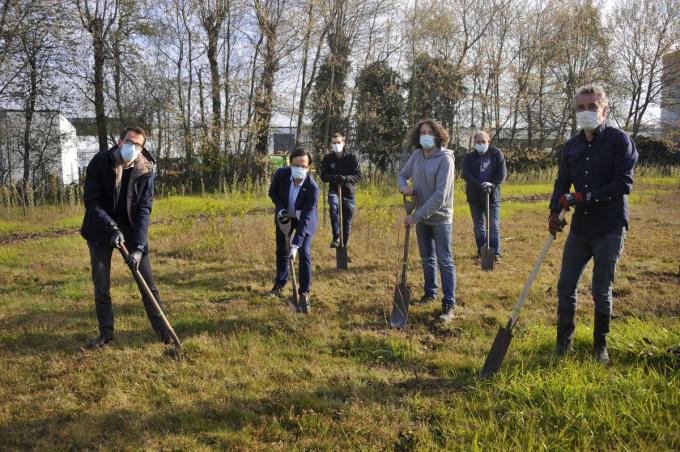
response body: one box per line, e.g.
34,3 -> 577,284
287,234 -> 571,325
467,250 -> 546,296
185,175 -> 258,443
120,143 -> 141,162
332,143 -> 344,154
419,135 -> 435,149
576,111 -> 602,131
474,143 -> 489,154
291,166 -> 307,180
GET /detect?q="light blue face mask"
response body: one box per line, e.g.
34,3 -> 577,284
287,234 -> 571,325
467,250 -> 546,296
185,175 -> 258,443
291,166 -> 308,180
474,143 -> 489,154
120,143 -> 141,162
419,135 -> 435,149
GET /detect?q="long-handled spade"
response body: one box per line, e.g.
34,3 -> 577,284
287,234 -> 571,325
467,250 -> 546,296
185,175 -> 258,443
276,213 -> 300,313
336,185 -> 349,269
480,189 -> 495,271
390,194 -> 416,328
118,243 -> 182,358
480,209 -> 568,378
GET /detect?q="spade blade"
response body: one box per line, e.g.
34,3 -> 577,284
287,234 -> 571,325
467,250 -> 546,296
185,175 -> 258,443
336,246 -> 349,269
480,325 -> 513,378
390,283 -> 410,328
481,247 -> 495,271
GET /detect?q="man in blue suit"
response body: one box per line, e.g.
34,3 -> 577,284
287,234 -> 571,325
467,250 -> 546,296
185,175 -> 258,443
266,147 -> 319,312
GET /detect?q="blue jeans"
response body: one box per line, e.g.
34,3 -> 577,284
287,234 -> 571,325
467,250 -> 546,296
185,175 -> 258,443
328,192 -> 356,245
557,228 -> 626,315
468,199 -> 500,256
275,218 -> 313,294
415,222 -> 456,308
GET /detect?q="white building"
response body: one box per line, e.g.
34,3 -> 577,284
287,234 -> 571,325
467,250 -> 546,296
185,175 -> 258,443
661,50 -> 680,137
0,109 -> 79,185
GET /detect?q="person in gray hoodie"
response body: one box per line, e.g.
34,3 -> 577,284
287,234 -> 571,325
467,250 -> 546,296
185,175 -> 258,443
398,119 -> 457,322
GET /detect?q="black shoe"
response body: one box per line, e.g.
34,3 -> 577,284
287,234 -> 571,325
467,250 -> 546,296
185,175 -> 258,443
330,238 -> 340,248
593,312 -> 611,364
160,331 -> 175,345
494,254 -> 501,262
85,335 -> 113,349
593,344 -> 610,364
299,293 -> 310,314
554,309 -> 576,356
415,294 -> 436,305
265,284 -> 284,298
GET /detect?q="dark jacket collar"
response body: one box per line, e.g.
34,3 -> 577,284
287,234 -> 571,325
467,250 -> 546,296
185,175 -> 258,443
578,121 -> 607,141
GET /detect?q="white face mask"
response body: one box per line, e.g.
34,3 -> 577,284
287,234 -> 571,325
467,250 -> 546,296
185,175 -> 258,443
576,111 -> 602,131
120,143 -> 141,162
474,143 -> 489,154
419,135 -> 435,149
332,143 -> 344,154
291,166 -> 307,180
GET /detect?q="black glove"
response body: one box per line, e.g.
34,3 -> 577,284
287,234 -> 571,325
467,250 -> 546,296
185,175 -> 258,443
277,209 -> 289,224
481,182 -> 494,193
110,228 -> 124,248
125,249 -> 143,272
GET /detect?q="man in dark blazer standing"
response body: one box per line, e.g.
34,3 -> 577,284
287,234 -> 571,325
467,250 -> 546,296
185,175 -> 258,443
80,126 -> 171,348
266,147 -> 319,312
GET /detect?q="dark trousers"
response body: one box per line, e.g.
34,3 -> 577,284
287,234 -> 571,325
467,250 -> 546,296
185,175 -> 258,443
328,192 -> 356,246
88,240 -> 168,340
468,198 -> 501,256
275,218 -> 313,294
557,227 -> 626,316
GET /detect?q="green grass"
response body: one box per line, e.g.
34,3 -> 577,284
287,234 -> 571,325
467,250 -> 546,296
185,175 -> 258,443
0,176 -> 678,449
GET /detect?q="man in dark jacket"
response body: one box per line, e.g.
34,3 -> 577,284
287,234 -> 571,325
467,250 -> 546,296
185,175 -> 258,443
80,126 -> 171,348
266,147 -> 319,312
319,133 -> 362,248
462,131 -> 507,260
549,85 -> 638,364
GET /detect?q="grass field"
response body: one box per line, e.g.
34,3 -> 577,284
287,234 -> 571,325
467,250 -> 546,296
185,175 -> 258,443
0,175 -> 678,450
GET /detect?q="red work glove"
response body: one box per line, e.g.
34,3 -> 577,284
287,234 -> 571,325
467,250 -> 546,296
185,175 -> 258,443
548,212 -> 567,236
558,192 -> 585,210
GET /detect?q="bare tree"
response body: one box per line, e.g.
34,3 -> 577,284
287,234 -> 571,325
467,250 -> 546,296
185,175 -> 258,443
76,0 -> 119,152
611,0 -> 680,137
197,0 -> 227,160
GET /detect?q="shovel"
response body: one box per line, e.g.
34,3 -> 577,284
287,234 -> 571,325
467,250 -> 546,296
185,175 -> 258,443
480,209 -> 567,378
336,185 -> 349,269
118,243 -> 182,357
276,213 -> 300,313
481,190 -> 495,271
390,194 -> 416,328
288,253 -> 300,313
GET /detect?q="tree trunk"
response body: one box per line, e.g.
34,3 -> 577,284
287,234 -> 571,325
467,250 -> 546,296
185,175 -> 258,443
92,18 -> 108,152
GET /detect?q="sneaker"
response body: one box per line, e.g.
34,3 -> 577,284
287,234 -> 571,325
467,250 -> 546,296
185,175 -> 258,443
438,306 -> 455,323
265,284 -> 284,298
330,238 -> 340,248
494,255 -> 501,263
415,294 -> 436,305
85,335 -> 113,349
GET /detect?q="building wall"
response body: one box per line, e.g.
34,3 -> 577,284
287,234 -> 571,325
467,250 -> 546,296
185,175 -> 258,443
661,50 -> 680,136
0,110 -> 79,185
59,115 -> 79,184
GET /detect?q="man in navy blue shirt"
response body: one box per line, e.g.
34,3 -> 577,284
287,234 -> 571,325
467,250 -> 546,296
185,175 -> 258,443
549,85 -> 638,364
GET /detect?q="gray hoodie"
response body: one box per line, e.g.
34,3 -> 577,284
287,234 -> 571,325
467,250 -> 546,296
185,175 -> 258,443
397,147 -> 455,225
